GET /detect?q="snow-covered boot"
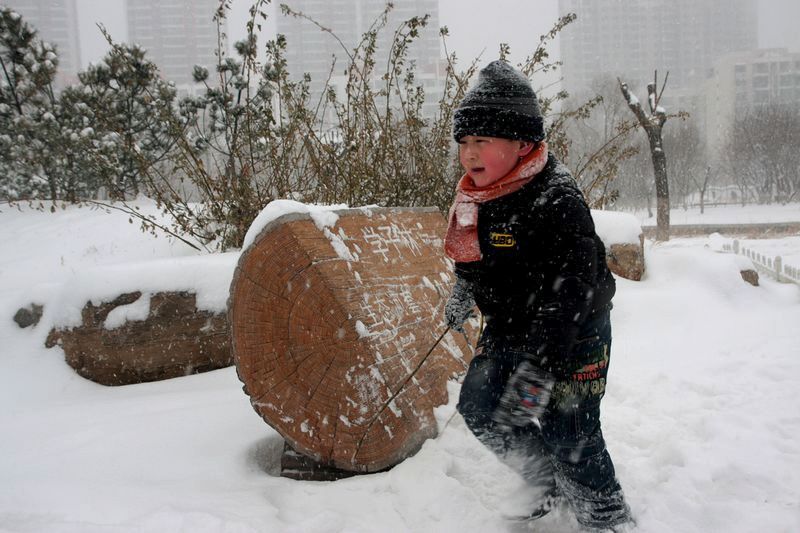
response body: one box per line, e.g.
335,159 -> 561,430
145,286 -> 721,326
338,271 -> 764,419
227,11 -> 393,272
522,486 -> 561,521
555,471 -> 633,531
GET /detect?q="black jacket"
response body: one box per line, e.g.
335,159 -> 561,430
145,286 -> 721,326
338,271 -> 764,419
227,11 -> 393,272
455,153 -> 615,373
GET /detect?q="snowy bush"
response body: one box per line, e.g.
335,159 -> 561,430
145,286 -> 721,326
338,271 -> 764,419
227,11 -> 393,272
72,36 -> 178,200
0,7 -> 61,200
0,10 -> 176,203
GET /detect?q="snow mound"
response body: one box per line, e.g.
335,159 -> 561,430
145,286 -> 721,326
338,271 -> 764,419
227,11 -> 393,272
46,253 -> 239,330
592,209 -> 642,246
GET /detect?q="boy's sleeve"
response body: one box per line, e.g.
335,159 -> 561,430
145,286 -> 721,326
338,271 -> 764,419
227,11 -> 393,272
527,192 -> 600,377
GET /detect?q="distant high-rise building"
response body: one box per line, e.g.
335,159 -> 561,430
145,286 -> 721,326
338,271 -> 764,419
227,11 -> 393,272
6,0 -> 81,88
558,0 -> 758,111
125,0 -> 220,91
704,48 -> 800,156
276,0 -> 443,120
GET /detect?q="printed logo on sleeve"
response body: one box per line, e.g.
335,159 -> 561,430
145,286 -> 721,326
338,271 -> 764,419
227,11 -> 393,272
489,232 -> 515,248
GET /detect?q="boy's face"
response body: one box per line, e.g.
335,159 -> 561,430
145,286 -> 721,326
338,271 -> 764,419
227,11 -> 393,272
458,136 -> 533,187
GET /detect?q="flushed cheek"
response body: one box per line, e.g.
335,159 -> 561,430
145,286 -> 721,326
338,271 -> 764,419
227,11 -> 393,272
483,152 -> 517,175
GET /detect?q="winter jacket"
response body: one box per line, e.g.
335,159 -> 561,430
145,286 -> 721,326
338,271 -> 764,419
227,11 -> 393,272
454,152 -> 615,378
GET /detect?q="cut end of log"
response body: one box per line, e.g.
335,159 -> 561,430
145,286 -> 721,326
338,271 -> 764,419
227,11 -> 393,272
229,207 -> 476,473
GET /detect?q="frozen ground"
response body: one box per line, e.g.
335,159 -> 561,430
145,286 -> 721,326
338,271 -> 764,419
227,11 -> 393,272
1,201 -> 799,533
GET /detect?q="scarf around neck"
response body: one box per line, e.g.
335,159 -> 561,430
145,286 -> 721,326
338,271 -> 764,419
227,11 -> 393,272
444,142 -> 548,263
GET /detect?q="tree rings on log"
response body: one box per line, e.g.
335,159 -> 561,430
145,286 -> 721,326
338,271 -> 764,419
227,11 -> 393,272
228,207 -> 475,473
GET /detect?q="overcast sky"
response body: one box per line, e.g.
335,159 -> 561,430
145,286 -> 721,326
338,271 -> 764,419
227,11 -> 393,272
76,0 -> 800,72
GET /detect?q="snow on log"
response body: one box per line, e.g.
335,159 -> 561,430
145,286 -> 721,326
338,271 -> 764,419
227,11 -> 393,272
228,207 -> 475,473
44,254 -> 237,386
592,209 -> 646,281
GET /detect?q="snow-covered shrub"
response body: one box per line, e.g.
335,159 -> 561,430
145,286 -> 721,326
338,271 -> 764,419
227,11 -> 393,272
0,7 -> 61,200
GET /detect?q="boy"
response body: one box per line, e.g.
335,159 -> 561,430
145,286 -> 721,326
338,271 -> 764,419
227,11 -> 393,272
444,60 -> 633,531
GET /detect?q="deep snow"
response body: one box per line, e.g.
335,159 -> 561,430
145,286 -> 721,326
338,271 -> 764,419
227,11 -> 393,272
1,201 -> 799,533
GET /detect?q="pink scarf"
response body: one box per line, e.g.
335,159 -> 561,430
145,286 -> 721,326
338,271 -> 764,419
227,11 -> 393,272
444,142 -> 548,263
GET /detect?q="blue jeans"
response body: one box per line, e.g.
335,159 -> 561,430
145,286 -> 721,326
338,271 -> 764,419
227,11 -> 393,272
457,311 -> 630,527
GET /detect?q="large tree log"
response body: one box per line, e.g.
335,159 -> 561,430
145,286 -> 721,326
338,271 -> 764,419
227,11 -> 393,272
228,207 -> 475,473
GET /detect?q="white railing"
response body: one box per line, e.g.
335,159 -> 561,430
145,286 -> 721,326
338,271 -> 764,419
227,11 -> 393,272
722,239 -> 800,285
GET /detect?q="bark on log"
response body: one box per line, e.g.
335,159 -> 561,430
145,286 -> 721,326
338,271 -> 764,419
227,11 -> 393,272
46,291 -> 231,386
228,207 -> 475,473
607,236 -> 646,281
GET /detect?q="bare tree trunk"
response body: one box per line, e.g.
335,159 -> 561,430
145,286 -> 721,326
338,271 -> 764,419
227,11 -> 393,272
692,166 -> 712,215
648,128 -> 670,241
619,75 -> 672,241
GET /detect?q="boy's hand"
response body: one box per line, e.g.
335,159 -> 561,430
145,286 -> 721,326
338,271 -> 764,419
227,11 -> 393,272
445,277 -> 475,333
493,360 -> 555,431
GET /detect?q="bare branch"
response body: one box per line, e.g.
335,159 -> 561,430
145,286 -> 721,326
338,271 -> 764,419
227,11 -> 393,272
618,78 -> 650,129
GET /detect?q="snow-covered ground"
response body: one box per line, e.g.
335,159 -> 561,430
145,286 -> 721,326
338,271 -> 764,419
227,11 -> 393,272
1,201 -> 799,533
635,202 -> 800,226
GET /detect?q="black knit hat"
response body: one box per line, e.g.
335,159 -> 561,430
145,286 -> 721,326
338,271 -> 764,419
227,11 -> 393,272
453,60 -> 545,143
